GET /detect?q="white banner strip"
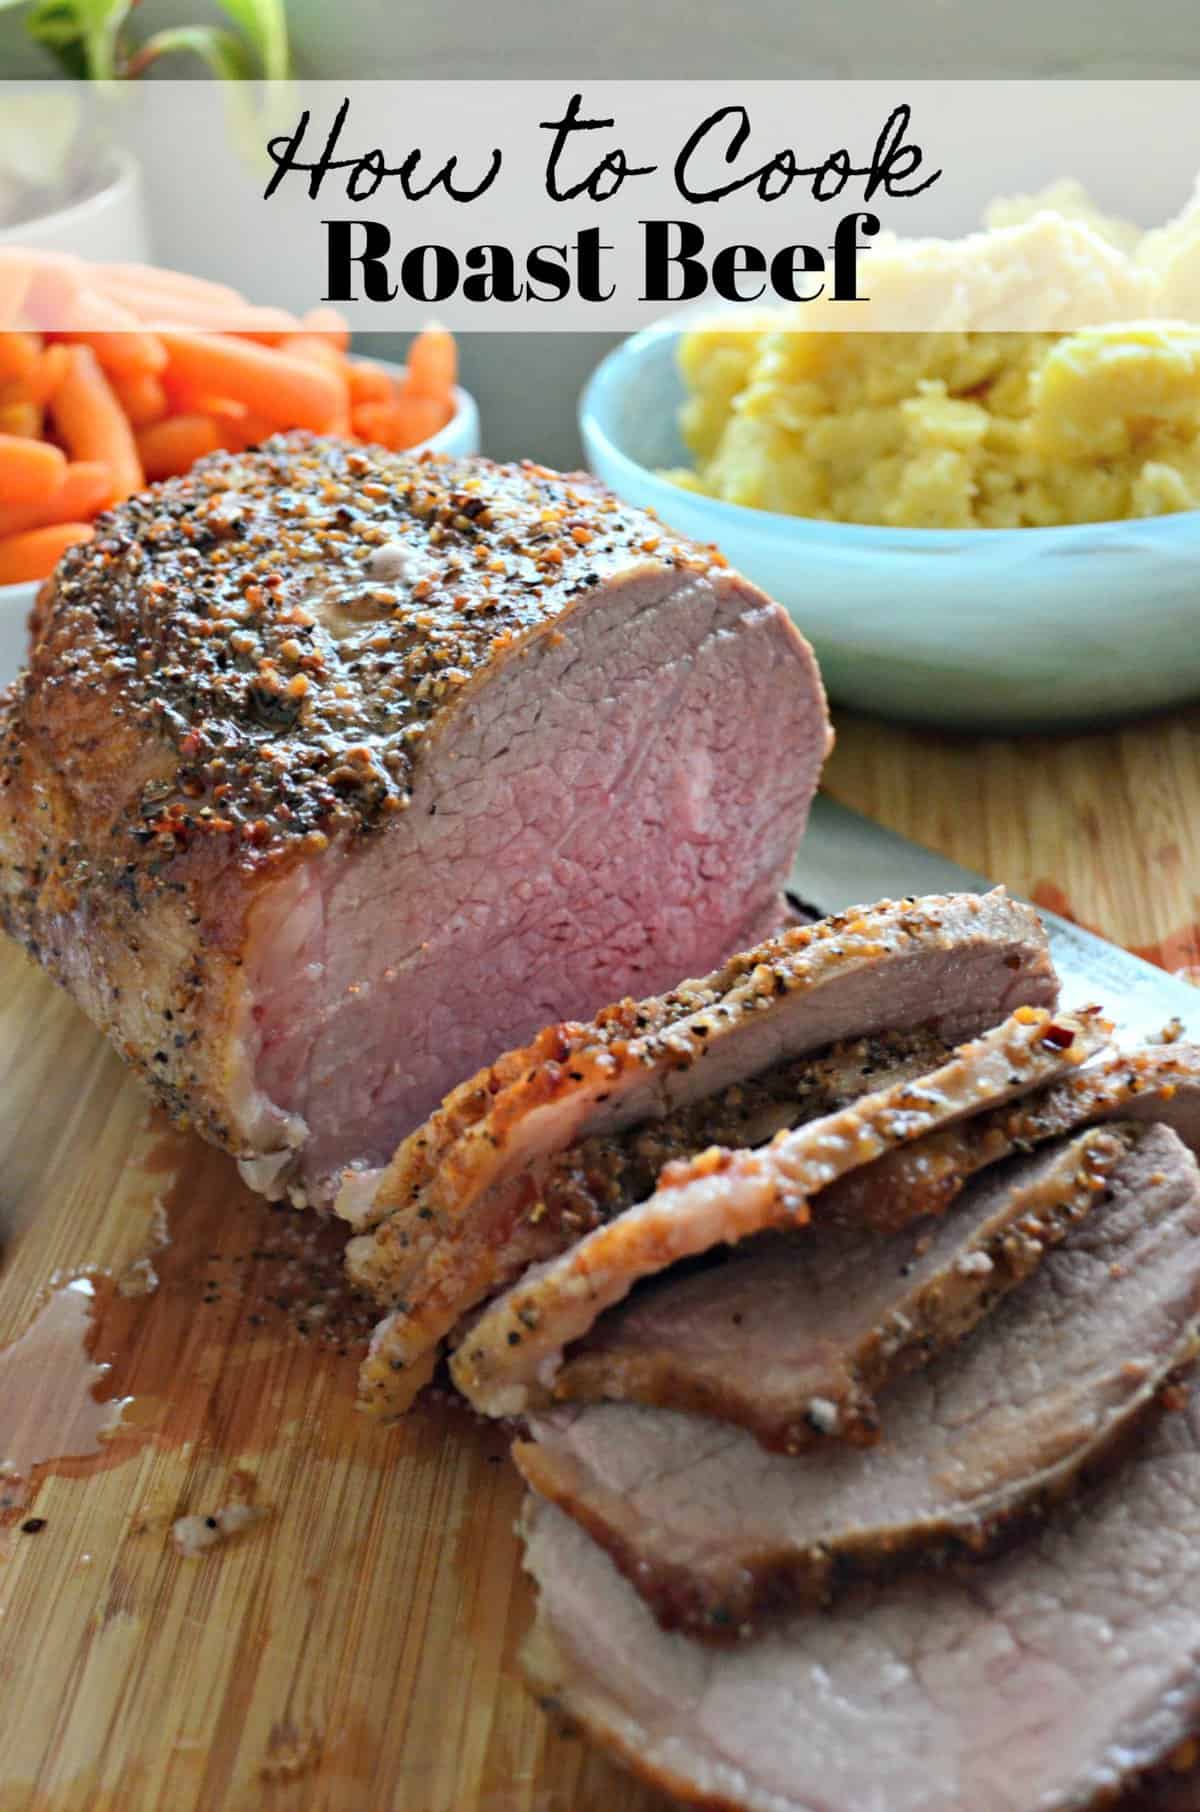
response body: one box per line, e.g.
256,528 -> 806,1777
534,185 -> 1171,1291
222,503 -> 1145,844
1,80 -> 1199,330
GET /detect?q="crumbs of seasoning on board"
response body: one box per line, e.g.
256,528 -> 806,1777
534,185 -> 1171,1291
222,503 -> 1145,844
231,1200 -> 381,1352
1039,1021 -> 1079,1052
20,1517 -> 47,1534
172,1503 -> 267,1558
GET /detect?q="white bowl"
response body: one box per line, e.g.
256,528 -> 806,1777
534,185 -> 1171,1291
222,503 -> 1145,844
422,383 -> 480,460
0,144 -> 150,263
580,317 -> 1200,732
0,372 -> 481,691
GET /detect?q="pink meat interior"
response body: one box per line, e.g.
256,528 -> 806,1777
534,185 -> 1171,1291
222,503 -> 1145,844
244,569 -> 825,1201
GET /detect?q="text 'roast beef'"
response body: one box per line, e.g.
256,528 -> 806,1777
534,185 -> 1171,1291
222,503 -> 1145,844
0,438 -> 830,1206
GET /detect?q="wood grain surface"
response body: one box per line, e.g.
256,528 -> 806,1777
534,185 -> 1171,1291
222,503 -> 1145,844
1,701 -> 1198,1812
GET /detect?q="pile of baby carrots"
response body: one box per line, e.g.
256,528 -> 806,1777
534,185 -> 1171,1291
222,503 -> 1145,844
0,250 -> 459,586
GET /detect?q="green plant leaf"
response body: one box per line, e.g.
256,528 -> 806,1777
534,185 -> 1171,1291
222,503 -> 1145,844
214,0 -> 290,78
25,0 -> 132,79
127,23 -> 257,80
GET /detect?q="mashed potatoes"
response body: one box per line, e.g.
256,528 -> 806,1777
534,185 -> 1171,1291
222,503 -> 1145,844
669,185 -> 1200,528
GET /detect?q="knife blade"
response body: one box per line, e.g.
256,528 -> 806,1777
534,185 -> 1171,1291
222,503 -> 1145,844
793,795 -> 1200,1047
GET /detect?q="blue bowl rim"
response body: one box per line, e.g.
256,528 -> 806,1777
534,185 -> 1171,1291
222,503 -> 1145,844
579,313 -> 1200,555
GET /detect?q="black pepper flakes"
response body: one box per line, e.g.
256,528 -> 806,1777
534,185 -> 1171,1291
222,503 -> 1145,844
8,436 -> 711,868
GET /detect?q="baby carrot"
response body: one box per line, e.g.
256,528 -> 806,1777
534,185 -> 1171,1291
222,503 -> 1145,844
50,286 -> 168,377
302,306 -> 351,350
286,334 -> 346,375
28,342 -> 70,408
346,359 -> 395,405
181,395 -> 248,426
97,263 -> 246,309
350,401 -> 402,446
61,324 -> 167,379
0,433 -> 67,505
0,463 -> 114,538
95,276 -> 299,338
50,344 -> 144,501
158,331 -> 343,431
232,312 -> 305,344
0,521 -> 93,585
286,336 -> 350,434
22,257 -> 85,331
397,394 -> 452,446
136,413 -> 222,480
0,334 -> 42,386
405,325 -> 456,400
114,370 -> 168,427
0,399 -> 41,439
352,395 -> 448,450
226,411 -> 274,450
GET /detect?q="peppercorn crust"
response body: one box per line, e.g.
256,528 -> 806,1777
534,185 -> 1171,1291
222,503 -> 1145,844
16,434 -> 738,854
0,434 -> 752,1167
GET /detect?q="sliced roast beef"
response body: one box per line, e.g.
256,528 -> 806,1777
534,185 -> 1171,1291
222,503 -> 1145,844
0,439 -> 831,1207
349,890 -> 1059,1414
522,1346 -> 1200,1812
352,1027 -> 959,1413
517,1122 -> 1200,1641
540,1121 -> 1134,1449
822,1042 -> 1200,1231
449,1007 -> 1105,1418
341,889 -> 1055,1231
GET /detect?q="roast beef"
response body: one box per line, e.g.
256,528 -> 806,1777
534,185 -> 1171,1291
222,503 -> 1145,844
537,1120 -> 1132,1449
0,438 -> 830,1207
349,891 -> 1059,1412
353,1028 -> 962,1412
522,1334 -> 1200,1812
822,1043 -> 1200,1230
517,1122 -> 1200,1642
449,1008 -> 1104,1419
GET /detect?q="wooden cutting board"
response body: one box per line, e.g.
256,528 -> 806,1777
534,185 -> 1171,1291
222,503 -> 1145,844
1,703 -> 1198,1812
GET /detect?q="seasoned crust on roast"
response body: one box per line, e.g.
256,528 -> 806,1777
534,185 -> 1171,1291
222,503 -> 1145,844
0,436 -> 783,1169
348,890 -> 1060,1415
9,435 -> 740,858
447,1007 -> 1107,1419
821,1043 -> 1200,1230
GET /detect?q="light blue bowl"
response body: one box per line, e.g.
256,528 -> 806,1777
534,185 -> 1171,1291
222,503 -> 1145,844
579,318 -> 1200,732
